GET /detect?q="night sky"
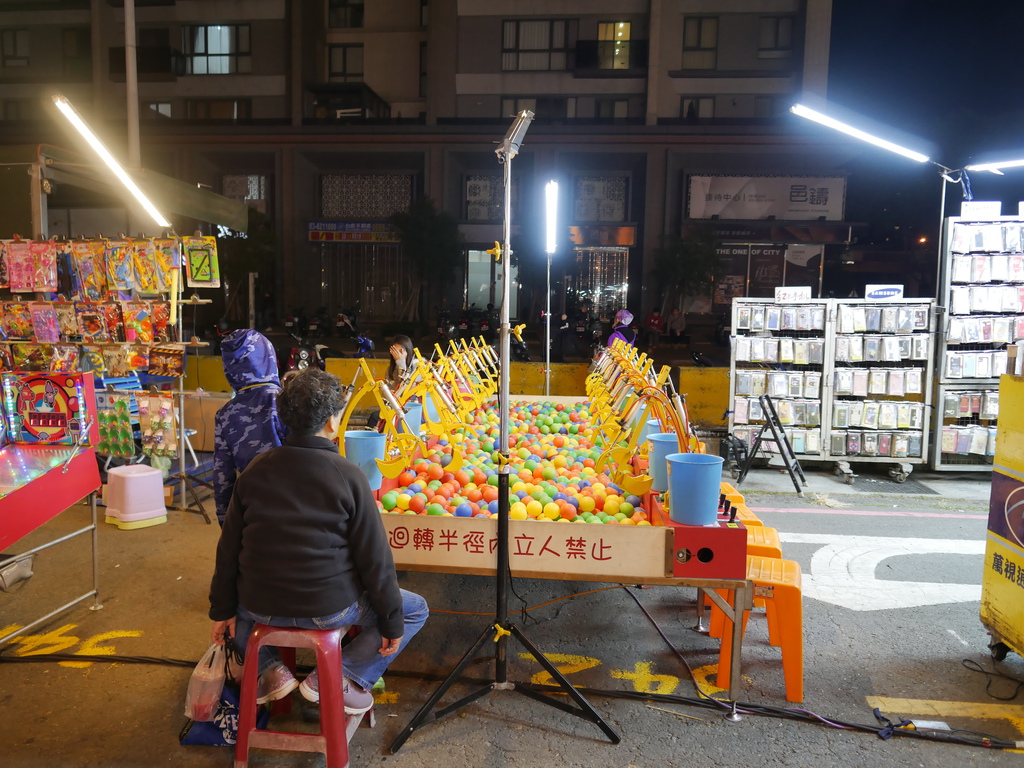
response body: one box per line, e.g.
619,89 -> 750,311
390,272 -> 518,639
824,0 -> 1024,238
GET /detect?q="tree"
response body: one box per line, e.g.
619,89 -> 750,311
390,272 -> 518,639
649,226 -> 722,312
389,197 -> 463,322
215,208 -> 277,322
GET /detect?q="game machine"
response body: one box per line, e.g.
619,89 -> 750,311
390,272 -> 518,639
0,372 -> 102,647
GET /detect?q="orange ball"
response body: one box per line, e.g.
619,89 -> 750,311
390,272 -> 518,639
398,471 -> 417,486
427,464 -> 445,481
454,470 -> 471,487
408,495 -> 426,513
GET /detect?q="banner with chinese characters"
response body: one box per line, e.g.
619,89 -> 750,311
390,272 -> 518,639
382,514 -> 673,582
687,176 -> 846,221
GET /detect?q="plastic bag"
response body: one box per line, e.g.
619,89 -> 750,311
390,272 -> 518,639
184,643 -> 227,722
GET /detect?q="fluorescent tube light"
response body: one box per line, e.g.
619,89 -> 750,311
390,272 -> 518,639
545,181 -> 558,255
790,103 -> 930,164
52,93 -> 170,228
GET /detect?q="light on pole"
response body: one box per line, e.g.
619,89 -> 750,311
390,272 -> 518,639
544,180 -> 558,396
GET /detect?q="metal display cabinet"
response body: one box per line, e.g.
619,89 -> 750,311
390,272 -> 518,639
829,298 -> 936,483
728,297 -> 936,484
728,298 -> 831,479
933,215 -> 1024,471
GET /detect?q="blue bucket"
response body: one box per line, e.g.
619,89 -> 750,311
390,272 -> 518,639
647,433 -> 679,493
666,452 -> 724,526
423,396 -> 439,424
398,402 -> 422,436
344,430 -> 387,491
638,418 -> 660,447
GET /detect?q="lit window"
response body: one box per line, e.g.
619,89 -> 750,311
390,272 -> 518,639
682,17 -> 716,70
182,25 -> 251,75
144,102 -> 172,119
597,22 -> 630,70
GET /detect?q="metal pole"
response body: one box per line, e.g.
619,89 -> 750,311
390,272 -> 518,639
124,0 -> 141,169
495,151 -> 512,682
545,255 -> 551,396
248,271 -> 258,329
936,176 -> 948,302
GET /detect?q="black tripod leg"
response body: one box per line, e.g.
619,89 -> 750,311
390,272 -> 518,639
509,625 -> 621,744
388,623 -> 496,754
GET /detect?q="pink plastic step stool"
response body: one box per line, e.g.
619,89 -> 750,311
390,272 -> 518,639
104,465 -> 167,530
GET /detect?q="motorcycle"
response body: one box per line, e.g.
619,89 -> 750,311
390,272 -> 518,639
278,331 -> 343,380
336,307 -> 361,339
352,333 -> 375,358
307,306 -> 331,338
436,308 -> 455,345
283,307 -> 307,336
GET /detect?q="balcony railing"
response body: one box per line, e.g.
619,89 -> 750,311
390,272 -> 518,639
109,47 -> 182,80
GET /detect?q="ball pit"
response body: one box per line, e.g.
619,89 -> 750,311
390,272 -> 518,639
376,398 -> 651,526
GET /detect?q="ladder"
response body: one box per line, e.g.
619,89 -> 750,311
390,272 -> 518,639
737,394 -> 807,495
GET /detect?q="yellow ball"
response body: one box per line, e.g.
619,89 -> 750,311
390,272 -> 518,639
525,499 -> 543,518
603,499 -> 620,516
396,493 -> 412,510
591,482 -> 606,494
509,506 -> 528,521
578,496 -> 596,513
543,502 -> 561,520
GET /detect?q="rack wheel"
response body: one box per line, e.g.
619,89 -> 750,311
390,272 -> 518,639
990,641 -> 1011,662
730,467 -> 740,480
843,473 -> 854,485
890,471 -> 907,483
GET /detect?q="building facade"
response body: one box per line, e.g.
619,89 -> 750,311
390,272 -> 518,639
0,0 -> 850,326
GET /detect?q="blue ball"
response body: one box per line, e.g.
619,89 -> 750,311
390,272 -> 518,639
566,496 -> 580,508
408,483 -> 423,494
440,453 -> 452,466
438,439 -> 449,446
578,479 -> 591,488
553,492 -> 567,502
516,490 -> 529,499
559,427 -> 568,434
488,500 -> 500,514
455,503 -> 473,517
473,512 -> 490,518
625,495 -> 642,506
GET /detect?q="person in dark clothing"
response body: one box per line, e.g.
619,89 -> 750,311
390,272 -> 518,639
209,368 -> 429,714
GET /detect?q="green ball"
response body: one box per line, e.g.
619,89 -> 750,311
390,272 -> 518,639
427,504 -> 445,515
381,492 -> 398,511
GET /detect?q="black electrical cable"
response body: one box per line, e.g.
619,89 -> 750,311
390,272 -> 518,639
961,658 -> 1024,701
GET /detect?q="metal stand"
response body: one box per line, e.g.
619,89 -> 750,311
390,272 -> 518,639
389,111 -> 619,754
737,394 -> 807,495
173,295 -> 213,523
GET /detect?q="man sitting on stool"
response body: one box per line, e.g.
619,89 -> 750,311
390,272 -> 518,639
208,368 -> 429,714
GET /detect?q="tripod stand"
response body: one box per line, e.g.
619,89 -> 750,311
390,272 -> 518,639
389,111 -> 619,754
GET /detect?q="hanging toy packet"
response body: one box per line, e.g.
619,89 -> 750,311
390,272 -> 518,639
132,238 -> 161,294
104,239 -> 136,292
30,240 -> 58,293
72,240 -> 108,301
183,236 -> 221,289
7,240 -> 34,293
152,237 -> 180,291
29,302 -> 61,343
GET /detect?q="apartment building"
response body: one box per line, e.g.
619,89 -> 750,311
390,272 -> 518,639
0,0 -> 848,325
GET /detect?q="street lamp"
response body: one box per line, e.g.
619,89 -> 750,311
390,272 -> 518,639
544,180 -> 558,396
52,93 -> 170,228
789,100 -> 962,299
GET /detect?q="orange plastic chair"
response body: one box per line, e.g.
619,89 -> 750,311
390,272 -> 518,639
715,556 -> 803,702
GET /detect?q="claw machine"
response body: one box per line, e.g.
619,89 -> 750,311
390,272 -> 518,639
980,374 -> 1024,661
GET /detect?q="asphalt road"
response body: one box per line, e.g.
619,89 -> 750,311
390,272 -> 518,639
1,482 -> 1021,767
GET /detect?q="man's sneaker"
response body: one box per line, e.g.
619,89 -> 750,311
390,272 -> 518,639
256,662 -> 298,705
299,669 -> 375,715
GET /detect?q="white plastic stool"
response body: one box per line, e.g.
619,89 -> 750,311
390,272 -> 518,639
105,465 -> 167,530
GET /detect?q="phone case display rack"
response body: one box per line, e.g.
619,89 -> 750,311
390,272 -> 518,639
932,216 -> 1023,471
729,297 -> 936,484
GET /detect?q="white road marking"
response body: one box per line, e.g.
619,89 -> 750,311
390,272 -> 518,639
946,629 -> 970,647
779,533 -> 984,611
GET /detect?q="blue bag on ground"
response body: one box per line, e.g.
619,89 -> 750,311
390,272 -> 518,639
179,684 -> 269,746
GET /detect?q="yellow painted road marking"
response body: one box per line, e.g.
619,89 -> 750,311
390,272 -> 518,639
867,695 -> 1024,749
517,653 -> 602,687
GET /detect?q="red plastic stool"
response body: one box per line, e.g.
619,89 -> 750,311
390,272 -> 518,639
235,624 -> 357,768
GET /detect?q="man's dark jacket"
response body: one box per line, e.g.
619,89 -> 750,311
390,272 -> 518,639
209,433 -> 404,639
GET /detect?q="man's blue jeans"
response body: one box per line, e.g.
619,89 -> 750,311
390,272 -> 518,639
232,589 -> 429,692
